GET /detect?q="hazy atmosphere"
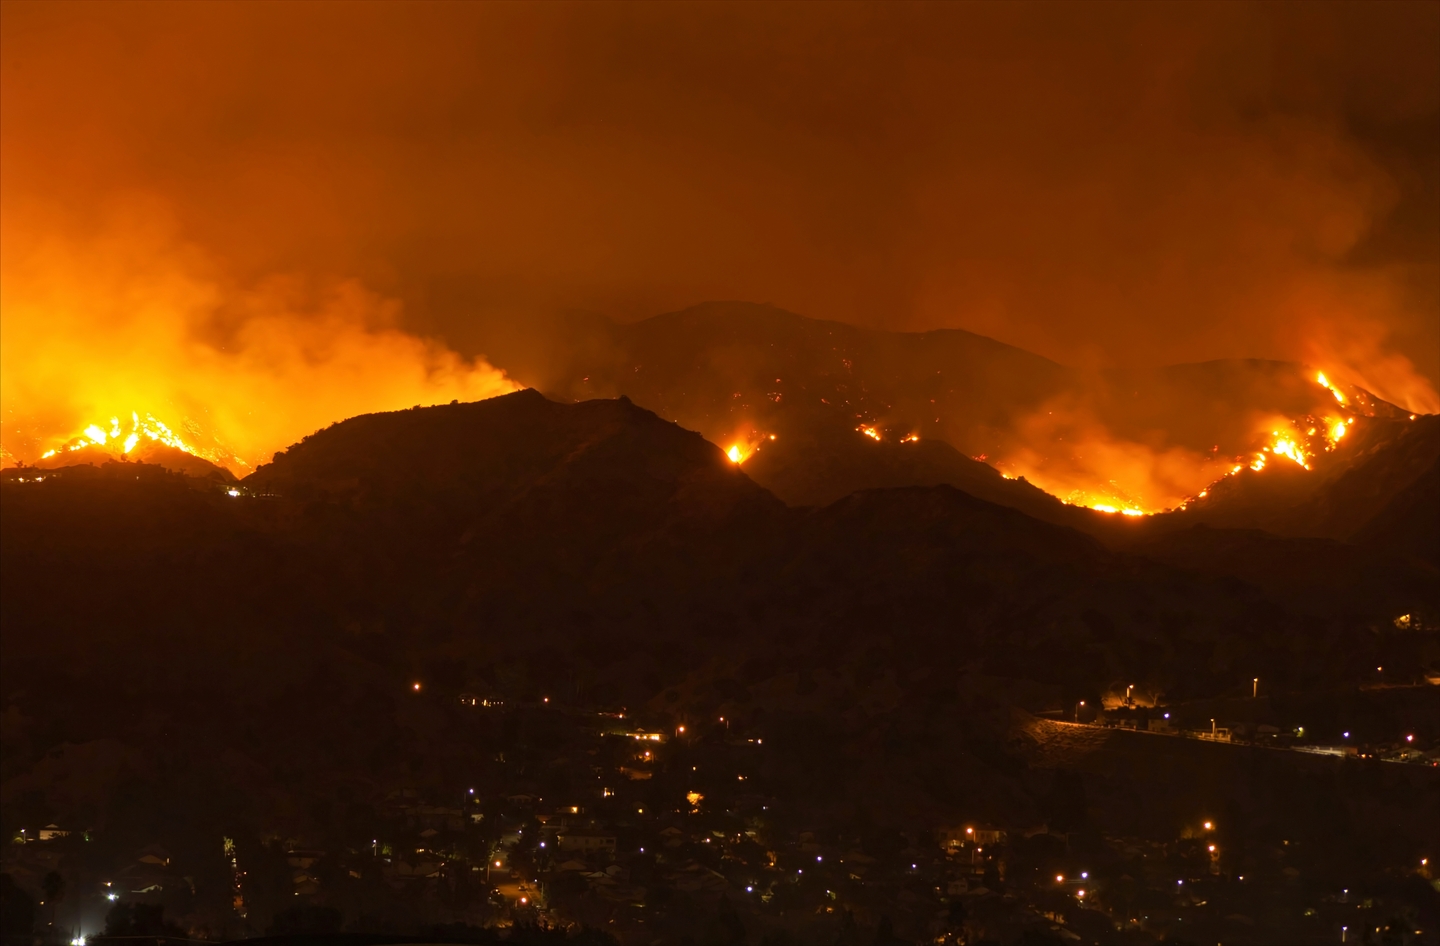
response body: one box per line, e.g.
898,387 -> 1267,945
4,1 -> 1438,469
3,5 -> 1437,946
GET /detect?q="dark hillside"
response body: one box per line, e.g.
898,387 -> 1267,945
1163,414 -> 1440,541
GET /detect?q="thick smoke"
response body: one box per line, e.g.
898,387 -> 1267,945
1,2 -> 1435,473
0,198 -> 516,471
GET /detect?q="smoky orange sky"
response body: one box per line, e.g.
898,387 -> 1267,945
2,1 -> 1437,467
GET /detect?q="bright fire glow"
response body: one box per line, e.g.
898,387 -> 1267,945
1316,371 -> 1347,405
1268,434 -> 1309,469
1,208 -> 518,473
859,426 -> 881,441
39,411 -> 212,464
727,445 -> 743,463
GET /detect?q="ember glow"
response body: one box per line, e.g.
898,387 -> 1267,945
42,412 -> 211,464
0,209 -> 518,473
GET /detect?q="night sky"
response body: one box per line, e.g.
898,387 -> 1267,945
2,1 -> 1437,462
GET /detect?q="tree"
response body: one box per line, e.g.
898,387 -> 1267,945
699,897 -> 746,946
41,871 -> 64,928
0,874 -> 36,937
267,904 -> 342,935
104,903 -> 184,937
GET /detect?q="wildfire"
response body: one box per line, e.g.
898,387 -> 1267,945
1267,434 -> 1309,469
859,426 -> 881,441
724,432 -> 775,464
38,411 -> 225,466
1185,371 -> 1362,505
1067,496 -> 1149,516
1316,371 -> 1347,406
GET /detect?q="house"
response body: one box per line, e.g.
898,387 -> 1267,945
939,825 -> 1005,850
415,806 -> 465,830
556,828 -> 616,854
38,824 -> 70,841
285,850 -> 326,869
136,845 -> 171,867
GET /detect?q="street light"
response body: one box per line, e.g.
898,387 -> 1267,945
1253,677 -> 1258,699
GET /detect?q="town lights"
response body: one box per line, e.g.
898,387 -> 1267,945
1056,874 -> 1064,883
1203,821 -> 1213,831
412,682 -> 421,691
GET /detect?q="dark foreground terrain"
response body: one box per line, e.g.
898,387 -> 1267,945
4,391 -> 1438,945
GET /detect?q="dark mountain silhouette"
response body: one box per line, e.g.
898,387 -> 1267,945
480,302 -> 1072,460
737,410 -> 1126,538
478,301 -> 1409,476
6,391 -> 1428,707
4,390 -> 1436,943
1163,414 -> 1440,546
1353,455 -> 1440,568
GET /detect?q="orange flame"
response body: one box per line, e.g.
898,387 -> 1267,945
1,205 -> 518,473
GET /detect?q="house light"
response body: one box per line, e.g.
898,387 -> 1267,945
1080,872 -> 1088,879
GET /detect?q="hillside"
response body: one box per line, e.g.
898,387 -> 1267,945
4,389 -> 1436,945
6,391 -> 1426,708
1161,414 -> 1440,547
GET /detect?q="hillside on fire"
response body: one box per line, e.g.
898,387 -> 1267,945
4,389 -> 1438,944
6,390 -> 1434,698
